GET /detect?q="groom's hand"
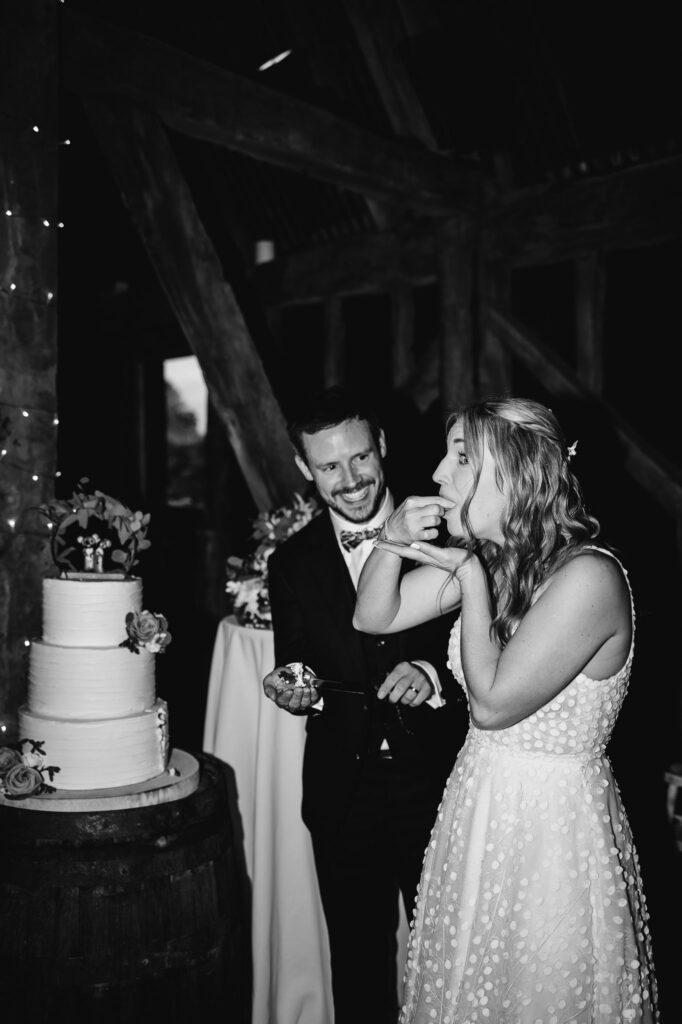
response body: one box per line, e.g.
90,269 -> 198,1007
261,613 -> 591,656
377,661 -> 434,706
263,666 -> 320,713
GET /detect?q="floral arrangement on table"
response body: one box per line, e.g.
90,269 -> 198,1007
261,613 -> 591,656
225,492 -> 321,629
0,739 -> 60,799
120,610 -> 172,655
35,477 -> 151,575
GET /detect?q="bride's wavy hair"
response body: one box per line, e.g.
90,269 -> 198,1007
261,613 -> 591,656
448,397 -> 600,646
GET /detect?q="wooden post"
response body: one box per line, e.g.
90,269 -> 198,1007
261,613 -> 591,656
0,0 -> 58,734
437,218 -> 476,417
575,251 -> 605,395
323,296 -> 346,387
82,97 -> 301,511
478,258 -> 512,396
390,284 -> 415,390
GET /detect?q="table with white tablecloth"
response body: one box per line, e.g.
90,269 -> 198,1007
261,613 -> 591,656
202,616 -> 333,1024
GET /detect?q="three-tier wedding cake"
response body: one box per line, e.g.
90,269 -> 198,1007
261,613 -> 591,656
4,481 -> 175,798
19,573 -> 170,790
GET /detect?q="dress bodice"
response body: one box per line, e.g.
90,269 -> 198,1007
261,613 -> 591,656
446,549 -> 635,761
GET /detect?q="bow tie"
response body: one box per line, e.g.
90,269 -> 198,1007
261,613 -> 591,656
339,526 -> 382,552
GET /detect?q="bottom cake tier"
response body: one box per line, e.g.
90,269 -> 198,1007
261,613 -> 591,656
18,698 -> 169,791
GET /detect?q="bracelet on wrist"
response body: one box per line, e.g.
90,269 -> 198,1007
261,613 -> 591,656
378,521 -> 395,543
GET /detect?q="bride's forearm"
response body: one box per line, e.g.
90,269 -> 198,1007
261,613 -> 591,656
353,544 -> 403,633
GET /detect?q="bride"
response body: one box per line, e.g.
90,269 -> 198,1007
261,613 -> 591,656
354,396 -> 658,1023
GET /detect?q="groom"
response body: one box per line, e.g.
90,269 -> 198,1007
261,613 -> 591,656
263,386 -> 466,1024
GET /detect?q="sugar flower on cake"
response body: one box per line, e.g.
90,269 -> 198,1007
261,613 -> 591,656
35,478 -> 151,575
0,739 -> 60,799
120,609 -> 172,655
225,491 -> 321,629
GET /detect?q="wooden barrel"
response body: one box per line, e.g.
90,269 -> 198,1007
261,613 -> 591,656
0,752 -> 251,1023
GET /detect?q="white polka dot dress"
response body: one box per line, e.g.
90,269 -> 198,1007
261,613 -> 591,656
399,552 -> 658,1023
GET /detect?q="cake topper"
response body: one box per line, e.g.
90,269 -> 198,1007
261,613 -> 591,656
35,477 -> 151,576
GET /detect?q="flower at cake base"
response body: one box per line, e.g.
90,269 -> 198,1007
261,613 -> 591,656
121,610 -> 172,655
0,739 -> 60,799
225,492 -> 321,630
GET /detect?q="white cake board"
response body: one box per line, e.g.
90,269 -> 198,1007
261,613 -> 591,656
0,749 -> 199,813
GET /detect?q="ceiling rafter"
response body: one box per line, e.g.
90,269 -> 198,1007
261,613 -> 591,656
62,8 -> 485,216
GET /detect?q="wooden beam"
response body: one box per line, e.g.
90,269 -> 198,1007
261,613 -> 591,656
255,223 -> 438,305
486,308 -> 682,516
61,8 -> 483,215
405,334 -> 439,414
341,0 -> 440,149
575,252 -> 605,395
484,157 -> 682,266
278,0 -> 391,135
82,97 -> 302,511
323,297 -> 346,387
278,0 -> 405,231
390,285 -> 415,389
438,219 -> 476,414
256,157 -> 682,309
477,259 -> 512,396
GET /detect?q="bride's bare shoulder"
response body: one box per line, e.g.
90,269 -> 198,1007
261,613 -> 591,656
549,548 -> 629,602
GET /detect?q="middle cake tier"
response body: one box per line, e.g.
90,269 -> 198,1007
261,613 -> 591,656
28,640 -> 155,718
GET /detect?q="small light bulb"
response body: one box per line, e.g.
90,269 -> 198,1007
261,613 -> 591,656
22,409 -> 29,417
53,416 -> 59,425
24,639 -> 31,647
32,125 -> 39,133
258,48 -> 293,71
54,471 -> 61,479
10,282 -> 16,290
0,724 -> 6,733
47,291 -> 54,301
8,518 -> 16,529
42,219 -> 50,227
5,209 -> 12,217
0,449 -> 6,457
32,474 -> 39,482
57,222 -> 64,228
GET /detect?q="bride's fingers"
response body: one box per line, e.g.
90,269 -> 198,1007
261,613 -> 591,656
407,495 -> 455,509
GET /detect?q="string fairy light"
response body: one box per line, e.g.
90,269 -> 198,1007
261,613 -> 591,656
2,115 -> 61,311
0,398 -> 62,485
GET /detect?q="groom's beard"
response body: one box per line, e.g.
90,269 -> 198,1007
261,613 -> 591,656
327,478 -> 387,525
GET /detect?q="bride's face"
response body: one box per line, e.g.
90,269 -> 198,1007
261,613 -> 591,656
432,426 -> 508,544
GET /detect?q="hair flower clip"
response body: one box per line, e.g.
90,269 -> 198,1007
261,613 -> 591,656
566,440 -> 579,462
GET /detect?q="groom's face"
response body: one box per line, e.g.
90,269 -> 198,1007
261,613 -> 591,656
296,417 -> 387,524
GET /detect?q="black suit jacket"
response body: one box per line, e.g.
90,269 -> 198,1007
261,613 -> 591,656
268,510 -> 467,835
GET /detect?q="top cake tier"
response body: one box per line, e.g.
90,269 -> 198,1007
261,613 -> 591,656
42,576 -> 142,647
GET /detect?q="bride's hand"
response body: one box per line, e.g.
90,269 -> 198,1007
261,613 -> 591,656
381,495 -> 455,545
373,536 -> 472,574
